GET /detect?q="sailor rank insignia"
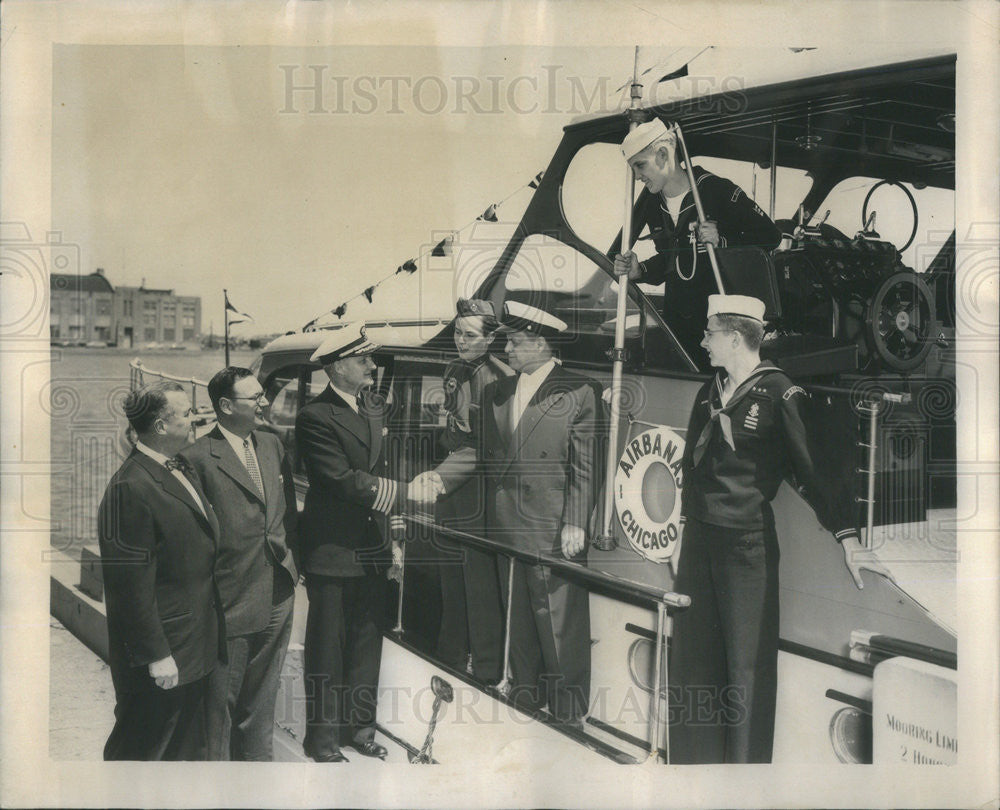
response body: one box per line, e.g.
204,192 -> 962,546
744,401 -> 760,430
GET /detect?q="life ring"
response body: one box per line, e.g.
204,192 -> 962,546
614,426 -> 685,564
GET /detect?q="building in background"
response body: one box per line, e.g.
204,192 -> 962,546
49,269 -> 201,347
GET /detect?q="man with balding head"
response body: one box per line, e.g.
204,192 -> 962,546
98,381 -> 222,760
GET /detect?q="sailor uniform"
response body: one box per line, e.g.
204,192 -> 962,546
631,167 -> 781,357
669,362 -> 857,763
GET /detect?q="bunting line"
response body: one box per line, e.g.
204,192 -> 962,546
302,169 -> 546,331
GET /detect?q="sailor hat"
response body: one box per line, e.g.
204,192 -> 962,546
455,298 -> 500,330
706,294 -> 766,323
622,118 -> 671,160
498,300 -> 568,338
310,322 -> 381,365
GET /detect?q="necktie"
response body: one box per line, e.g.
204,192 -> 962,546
243,438 -> 264,499
164,456 -> 207,518
164,455 -> 192,474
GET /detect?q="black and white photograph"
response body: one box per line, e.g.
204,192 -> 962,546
1,1 -> 997,807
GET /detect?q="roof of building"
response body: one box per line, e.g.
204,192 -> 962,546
50,272 -> 114,294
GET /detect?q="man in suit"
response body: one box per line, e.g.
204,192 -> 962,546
434,298 -> 512,681
180,367 -> 299,761
427,300 -> 605,724
295,323 -> 412,762
98,381 -> 222,760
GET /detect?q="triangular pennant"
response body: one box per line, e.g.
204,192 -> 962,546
657,64 -> 689,83
528,171 -> 544,189
477,203 -> 498,222
334,303 -> 347,319
363,286 -> 376,303
431,237 -> 451,257
396,259 -> 418,274
224,291 -> 254,321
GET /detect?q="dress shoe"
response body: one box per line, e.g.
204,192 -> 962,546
350,740 -> 388,760
303,742 -> 349,763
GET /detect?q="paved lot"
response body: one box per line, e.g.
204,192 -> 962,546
49,618 -> 115,760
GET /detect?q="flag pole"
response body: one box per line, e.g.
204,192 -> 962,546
595,47 -> 642,552
671,122 -> 726,294
224,289 -> 230,366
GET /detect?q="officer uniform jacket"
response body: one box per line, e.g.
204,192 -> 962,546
680,362 -> 857,539
295,385 -> 407,577
97,448 -> 223,695
438,363 -> 605,555
180,427 -> 299,637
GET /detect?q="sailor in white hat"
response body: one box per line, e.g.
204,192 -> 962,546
613,118 -> 781,358
669,293 -> 893,763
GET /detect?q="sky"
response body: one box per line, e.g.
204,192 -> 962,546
49,40 -> 956,335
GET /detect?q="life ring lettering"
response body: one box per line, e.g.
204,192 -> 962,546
614,426 -> 685,564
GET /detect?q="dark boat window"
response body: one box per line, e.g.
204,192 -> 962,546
496,233 -> 694,373
260,368 -> 304,472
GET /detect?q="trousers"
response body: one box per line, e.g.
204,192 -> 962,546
206,583 -> 294,761
668,514 -> 780,763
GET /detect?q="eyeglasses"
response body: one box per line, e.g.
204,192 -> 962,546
703,329 -> 734,339
229,392 -> 267,403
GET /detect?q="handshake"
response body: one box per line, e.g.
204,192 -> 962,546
408,470 -> 445,506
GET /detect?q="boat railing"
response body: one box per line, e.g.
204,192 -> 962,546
398,512 -> 689,763
129,358 -> 217,427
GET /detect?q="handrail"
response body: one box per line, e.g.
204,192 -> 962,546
129,358 -> 214,417
401,513 -> 690,611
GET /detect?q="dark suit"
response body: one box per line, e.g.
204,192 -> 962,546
295,385 -> 407,755
438,363 -> 604,721
435,353 -> 512,679
180,426 -> 299,760
97,447 -> 222,760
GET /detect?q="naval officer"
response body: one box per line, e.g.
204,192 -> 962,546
670,293 -> 893,763
295,323 -> 410,762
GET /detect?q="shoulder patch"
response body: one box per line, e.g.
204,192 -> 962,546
730,188 -> 743,203
783,385 -> 806,400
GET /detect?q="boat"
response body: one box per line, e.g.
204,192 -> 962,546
129,53 -> 957,766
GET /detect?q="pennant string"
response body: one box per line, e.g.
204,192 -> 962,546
303,168 -> 545,331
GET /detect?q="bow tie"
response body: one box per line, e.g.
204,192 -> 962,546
165,455 -> 193,475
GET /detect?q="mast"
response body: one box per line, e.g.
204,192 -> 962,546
595,47 -> 642,552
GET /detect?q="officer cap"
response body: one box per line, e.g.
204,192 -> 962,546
498,300 -> 568,338
310,322 -> 381,365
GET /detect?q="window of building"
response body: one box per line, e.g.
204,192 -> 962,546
162,328 -> 175,342
145,328 -> 156,341
182,328 -> 195,340
183,315 -> 195,328
97,299 -> 111,316
50,325 -> 60,338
